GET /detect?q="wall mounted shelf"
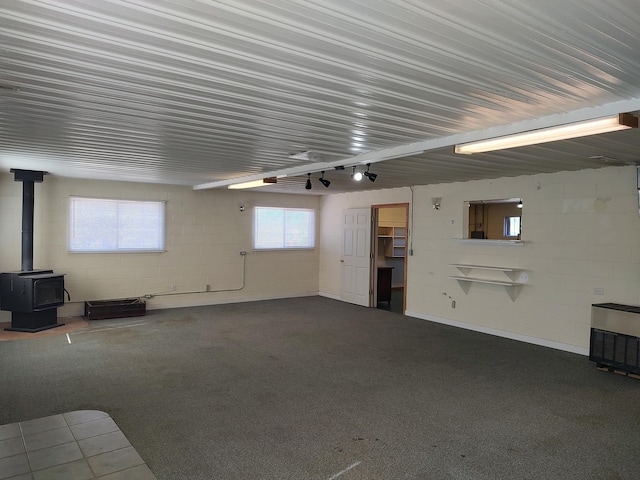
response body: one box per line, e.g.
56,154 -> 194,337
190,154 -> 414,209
450,264 -> 524,281
449,264 -> 527,301
457,239 -> 524,246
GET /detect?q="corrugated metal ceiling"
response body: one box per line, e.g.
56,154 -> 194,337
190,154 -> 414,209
1,0 -> 640,194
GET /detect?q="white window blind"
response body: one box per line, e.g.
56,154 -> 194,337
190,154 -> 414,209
69,197 -> 165,252
254,207 -> 315,249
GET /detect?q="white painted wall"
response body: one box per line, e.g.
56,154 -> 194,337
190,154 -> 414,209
0,174 -> 320,320
4,166 -> 638,354
320,166 -> 640,353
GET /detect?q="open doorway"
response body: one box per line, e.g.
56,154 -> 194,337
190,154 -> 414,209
372,203 -> 408,314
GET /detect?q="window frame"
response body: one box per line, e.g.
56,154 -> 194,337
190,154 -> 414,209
68,196 -> 166,253
253,206 -> 316,250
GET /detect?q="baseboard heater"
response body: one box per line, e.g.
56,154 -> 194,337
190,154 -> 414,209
84,298 -> 146,320
590,303 -> 640,375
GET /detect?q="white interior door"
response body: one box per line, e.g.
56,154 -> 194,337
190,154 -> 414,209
340,208 -> 371,307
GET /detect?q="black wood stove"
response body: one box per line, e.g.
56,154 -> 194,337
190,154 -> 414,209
1,169 -> 65,332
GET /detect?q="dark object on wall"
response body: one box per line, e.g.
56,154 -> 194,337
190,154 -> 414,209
1,169 -> 65,332
590,303 -> 640,375
85,298 -> 146,320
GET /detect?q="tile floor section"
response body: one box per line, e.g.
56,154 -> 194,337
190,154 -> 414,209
0,410 -> 157,480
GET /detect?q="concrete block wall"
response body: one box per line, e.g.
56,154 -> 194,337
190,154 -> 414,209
320,166 -> 640,353
0,174 -> 320,319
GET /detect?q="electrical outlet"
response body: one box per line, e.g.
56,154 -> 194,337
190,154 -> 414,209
171,283 -> 177,291
451,300 -> 456,308
593,288 -> 604,295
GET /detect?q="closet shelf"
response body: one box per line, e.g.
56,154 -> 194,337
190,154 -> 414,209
378,226 -> 406,258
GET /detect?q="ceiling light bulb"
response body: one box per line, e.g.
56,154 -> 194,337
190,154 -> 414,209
352,166 -> 363,181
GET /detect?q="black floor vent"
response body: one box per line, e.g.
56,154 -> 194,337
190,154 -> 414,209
590,328 -> 640,375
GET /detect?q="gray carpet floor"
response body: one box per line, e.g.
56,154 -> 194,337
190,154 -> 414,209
1,296 -> 639,480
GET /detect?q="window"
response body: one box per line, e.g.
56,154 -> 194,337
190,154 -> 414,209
254,207 -> 315,249
465,198 -> 523,241
504,216 -> 521,238
69,197 -> 165,252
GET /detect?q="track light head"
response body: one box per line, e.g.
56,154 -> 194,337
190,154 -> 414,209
363,163 -> 377,182
305,173 -> 312,190
352,166 -> 363,182
318,171 -> 331,188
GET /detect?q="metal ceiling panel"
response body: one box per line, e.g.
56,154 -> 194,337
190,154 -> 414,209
1,0 -> 640,193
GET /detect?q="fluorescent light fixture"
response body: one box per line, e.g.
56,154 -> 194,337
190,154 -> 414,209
454,114 -> 638,154
228,177 -> 277,189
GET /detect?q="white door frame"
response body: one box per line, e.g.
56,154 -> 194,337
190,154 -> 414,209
371,203 -> 409,313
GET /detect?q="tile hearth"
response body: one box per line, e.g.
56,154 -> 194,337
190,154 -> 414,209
0,410 -> 156,480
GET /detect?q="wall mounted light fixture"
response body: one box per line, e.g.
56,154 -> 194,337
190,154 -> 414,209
454,113 -> 638,154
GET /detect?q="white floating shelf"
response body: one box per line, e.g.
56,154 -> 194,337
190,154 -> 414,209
449,264 -> 528,301
450,264 -> 523,281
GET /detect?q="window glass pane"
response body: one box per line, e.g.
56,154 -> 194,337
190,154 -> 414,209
118,201 -> 165,250
254,207 -> 315,249
504,216 -> 521,237
284,210 -> 314,247
69,197 -> 165,252
255,208 -> 285,249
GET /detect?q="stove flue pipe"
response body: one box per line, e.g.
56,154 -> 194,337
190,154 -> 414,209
10,169 -> 46,272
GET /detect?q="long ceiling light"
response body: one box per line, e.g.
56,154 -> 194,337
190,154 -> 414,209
228,177 -> 277,189
454,113 -> 638,154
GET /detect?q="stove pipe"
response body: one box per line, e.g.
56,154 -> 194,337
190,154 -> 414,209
10,169 -> 46,272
